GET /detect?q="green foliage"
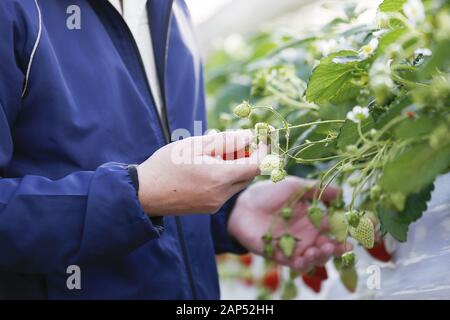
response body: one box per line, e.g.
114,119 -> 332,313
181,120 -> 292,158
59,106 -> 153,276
377,184 -> 434,241
337,117 -> 375,150
381,142 -> 450,194
207,0 -> 450,297
379,0 -> 407,12
305,51 -> 362,104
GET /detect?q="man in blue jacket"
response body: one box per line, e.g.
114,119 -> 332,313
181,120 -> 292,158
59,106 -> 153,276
0,0 -> 345,299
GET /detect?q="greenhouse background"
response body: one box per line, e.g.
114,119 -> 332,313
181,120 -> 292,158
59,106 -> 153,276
185,0 -> 450,300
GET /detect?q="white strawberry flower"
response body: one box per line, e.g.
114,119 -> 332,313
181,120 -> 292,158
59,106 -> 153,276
359,38 -> 379,59
369,58 -> 394,89
314,39 -> 338,57
376,13 -> 390,29
347,106 -> 370,123
373,29 -> 388,38
403,0 -> 425,25
414,48 -> 432,57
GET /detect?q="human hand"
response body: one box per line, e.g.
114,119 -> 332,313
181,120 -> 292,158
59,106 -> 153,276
137,130 -> 267,215
228,176 -> 349,271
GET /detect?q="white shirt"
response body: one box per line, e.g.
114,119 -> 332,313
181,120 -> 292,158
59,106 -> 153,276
108,0 -> 165,119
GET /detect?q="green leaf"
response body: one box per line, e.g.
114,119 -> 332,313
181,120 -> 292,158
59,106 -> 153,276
296,140 -> 337,161
395,116 -> 437,139
377,184 -> 434,241
278,234 -> 296,258
294,129 -> 337,161
377,28 -> 408,54
379,0 -> 407,12
337,117 -> 375,150
419,38 -> 450,80
374,96 -> 410,129
381,142 -> 450,194
329,210 -> 348,242
306,50 -> 361,104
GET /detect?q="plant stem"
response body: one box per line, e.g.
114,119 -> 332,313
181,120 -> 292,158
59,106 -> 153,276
296,155 -> 344,163
277,119 -> 345,132
357,121 -> 371,145
391,71 -> 429,89
266,86 -> 319,110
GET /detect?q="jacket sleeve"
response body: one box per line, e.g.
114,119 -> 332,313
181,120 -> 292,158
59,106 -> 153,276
0,1 -> 163,274
210,193 -> 248,255
0,160 -> 164,274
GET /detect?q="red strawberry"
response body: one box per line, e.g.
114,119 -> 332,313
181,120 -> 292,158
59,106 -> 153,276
238,254 -> 253,267
366,241 -> 392,262
241,276 -> 254,286
263,269 -> 280,292
302,266 -> 328,293
222,149 -> 251,160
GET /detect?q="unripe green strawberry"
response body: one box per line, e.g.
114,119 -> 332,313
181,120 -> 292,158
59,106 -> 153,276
262,232 -> 273,244
370,184 -> 382,201
281,207 -> 293,220
345,145 -> 358,155
255,122 -> 270,132
348,176 -> 360,187
329,210 -> 348,242
255,123 -> 270,137
340,266 -> 358,293
341,251 -> 356,268
251,70 -> 268,96
233,101 -> 252,118
271,168 -> 286,183
264,243 -> 275,258
307,205 -> 323,229
349,216 -> 375,249
260,155 -> 280,173
368,128 -> 378,138
281,280 -> 298,300
255,122 -> 274,145
345,210 -> 360,228
278,234 -> 296,258
333,256 -> 343,270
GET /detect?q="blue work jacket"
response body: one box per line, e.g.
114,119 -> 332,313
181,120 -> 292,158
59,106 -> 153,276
0,0 -> 244,299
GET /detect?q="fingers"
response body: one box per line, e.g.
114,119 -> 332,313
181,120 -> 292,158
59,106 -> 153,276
227,142 -> 268,182
200,130 -> 253,157
299,185 -> 340,204
316,243 -> 336,265
291,249 -> 317,273
335,242 -> 353,255
319,216 -> 330,232
223,143 -> 268,196
317,185 -> 340,204
315,235 -> 331,247
274,236 -> 346,272
303,247 -> 320,267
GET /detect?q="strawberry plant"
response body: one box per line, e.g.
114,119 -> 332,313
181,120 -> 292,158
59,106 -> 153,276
208,0 -> 450,297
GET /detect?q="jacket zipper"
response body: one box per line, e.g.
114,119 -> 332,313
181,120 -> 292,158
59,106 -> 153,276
104,2 -> 199,299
